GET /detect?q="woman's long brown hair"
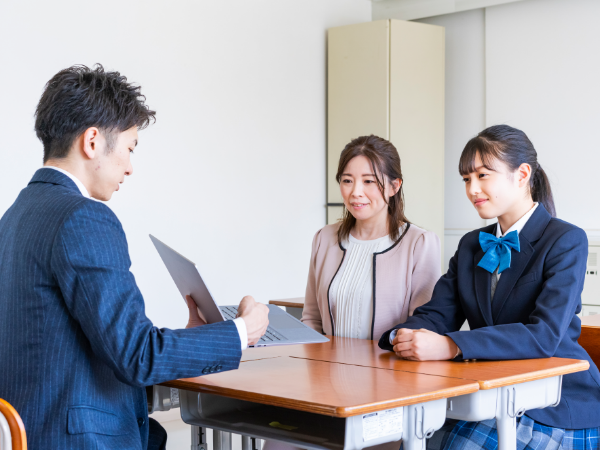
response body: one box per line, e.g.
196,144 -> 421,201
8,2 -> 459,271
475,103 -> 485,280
335,135 -> 410,243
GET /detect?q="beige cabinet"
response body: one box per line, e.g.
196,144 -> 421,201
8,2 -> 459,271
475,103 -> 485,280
327,20 -> 445,251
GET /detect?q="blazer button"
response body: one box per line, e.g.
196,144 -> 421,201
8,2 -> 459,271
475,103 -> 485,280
209,366 -> 216,373
137,418 -> 145,427
216,365 -> 223,371
202,367 -> 210,374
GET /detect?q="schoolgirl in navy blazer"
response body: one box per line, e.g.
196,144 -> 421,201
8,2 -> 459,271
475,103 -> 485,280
379,125 -> 600,432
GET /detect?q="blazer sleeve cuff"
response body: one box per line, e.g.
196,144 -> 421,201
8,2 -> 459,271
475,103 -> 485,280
378,329 -> 395,351
446,331 -> 470,361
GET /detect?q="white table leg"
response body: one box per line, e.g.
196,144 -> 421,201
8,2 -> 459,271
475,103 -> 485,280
213,430 -> 232,450
241,435 -> 251,450
241,435 -> 262,450
495,386 -> 525,450
402,399 -> 447,450
496,414 -> 517,450
191,426 -> 208,450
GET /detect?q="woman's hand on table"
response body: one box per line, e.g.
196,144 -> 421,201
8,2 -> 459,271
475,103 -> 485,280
392,328 -> 460,361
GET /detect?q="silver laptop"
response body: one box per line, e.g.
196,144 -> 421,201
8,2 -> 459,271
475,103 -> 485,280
150,235 -> 329,347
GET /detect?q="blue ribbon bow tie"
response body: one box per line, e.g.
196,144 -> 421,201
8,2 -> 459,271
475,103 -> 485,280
477,230 -> 520,274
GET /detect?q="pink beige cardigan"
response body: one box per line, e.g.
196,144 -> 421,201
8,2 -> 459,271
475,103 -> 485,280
302,222 -> 441,340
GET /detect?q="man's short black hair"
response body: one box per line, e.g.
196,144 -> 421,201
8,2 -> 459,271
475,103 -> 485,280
35,64 -> 156,162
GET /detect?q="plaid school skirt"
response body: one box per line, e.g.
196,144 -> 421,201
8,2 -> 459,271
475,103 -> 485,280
422,416 -> 600,450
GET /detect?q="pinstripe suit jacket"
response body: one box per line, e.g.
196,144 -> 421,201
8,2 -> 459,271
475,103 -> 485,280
0,169 -> 242,450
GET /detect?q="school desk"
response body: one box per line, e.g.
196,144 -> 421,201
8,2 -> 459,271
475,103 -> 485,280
268,298 -> 305,320
159,337 -> 588,450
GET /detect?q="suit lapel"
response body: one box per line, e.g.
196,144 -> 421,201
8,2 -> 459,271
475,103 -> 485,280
491,204 -> 552,321
474,249 -> 494,326
491,236 -> 534,320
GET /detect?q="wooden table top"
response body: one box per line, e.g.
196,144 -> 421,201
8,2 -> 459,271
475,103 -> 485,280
240,337 -> 589,390
239,336 -> 374,362
162,356 -> 478,417
163,337 -> 588,416
269,298 -> 305,309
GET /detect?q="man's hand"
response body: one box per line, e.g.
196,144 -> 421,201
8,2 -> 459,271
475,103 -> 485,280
236,295 -> 269,346
392,328 -> 459,361
185,295 -> 207,329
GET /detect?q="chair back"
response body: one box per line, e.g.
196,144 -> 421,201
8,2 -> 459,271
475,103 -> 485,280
579,316 -> 600,369
0,399 -> 27,450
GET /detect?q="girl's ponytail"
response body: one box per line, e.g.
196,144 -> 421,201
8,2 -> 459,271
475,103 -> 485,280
531,165 -> 556,217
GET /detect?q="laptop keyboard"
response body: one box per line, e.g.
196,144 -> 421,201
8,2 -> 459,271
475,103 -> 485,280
220,306 -> 285,344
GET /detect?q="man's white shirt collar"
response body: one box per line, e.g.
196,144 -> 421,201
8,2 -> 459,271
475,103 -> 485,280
496,202 -> 539,238
42,166 -> 91,198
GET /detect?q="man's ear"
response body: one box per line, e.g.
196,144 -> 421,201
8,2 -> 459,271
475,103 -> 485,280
517,163 -> 532,188
81,127 -> 101,160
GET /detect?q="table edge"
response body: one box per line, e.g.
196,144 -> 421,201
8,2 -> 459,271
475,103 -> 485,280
478,360 -> 590,389
161,380 -> 479,417
269,300 -> 305,309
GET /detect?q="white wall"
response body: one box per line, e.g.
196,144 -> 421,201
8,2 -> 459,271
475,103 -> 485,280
373,0 -> 523,21
0,0 -> 371,444
418,0 -> 600,270
416,9 -> 487,270
486,0 -> 600,235
0,0 -> 370,325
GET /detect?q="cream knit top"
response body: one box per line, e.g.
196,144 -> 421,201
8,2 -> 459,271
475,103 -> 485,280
329,229 -> 403,339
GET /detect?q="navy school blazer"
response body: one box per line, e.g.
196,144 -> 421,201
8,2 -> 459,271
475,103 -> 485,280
379,204 -> 600,429
0,169 -> 242,450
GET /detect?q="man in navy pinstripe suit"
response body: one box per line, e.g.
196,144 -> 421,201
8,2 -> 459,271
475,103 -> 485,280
0,64 -> 269,450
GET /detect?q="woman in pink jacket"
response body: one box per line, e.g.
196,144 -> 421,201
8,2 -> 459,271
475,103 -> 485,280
264,135 -> 442,450
302,134 -> 441,341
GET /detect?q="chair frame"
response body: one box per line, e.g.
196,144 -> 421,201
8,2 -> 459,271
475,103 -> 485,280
0,399 -> 26,450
